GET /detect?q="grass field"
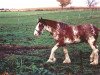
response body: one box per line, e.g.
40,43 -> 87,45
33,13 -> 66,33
0,10 -> 100,46
0,10 -> 100,75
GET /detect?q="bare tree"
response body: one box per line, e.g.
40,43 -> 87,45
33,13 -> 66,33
87,0 -> 98,7
57,0 -> 71,9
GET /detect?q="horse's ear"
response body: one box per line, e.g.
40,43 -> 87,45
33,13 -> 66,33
40,17 -> 42,20
38,17 -> 42,20
37,17 -> 43,22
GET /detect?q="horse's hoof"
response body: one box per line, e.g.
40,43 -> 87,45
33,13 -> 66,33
90,59 -> 93,62
63,60 -> 71,64
90,56 -> 94,62
90,61 -> 98,65
46,60 -> 55,63
47,58 -> 56,63
47,60 -> 53,63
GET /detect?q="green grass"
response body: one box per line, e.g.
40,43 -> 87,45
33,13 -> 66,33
0,10 -> 100,46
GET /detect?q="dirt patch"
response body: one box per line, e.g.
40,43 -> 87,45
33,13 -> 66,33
0,44 -> 51,58
0,44 -> 51,50
0,44 -> 100,75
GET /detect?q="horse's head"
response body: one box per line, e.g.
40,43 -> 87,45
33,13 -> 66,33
34,17 -> 45,37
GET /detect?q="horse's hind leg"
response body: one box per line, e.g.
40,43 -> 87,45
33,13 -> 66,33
88,36 -> 99,65
63,46 -> 71,64
90,43 -> 98,63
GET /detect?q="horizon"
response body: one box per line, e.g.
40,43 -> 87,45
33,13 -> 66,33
0,0 -> 100,9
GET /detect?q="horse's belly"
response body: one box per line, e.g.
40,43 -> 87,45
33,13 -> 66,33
64,37 -> 81,44
74,37 -> 81,43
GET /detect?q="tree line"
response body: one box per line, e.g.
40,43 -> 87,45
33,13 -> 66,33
57,0 -> 99,9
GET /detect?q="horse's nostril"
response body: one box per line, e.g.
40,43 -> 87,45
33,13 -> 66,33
34,33 -> 39,37
34,34 -> 36,36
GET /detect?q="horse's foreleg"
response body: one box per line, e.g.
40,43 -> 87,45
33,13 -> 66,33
63,46 -> 71,64
47,43 -> 59,63
88,36 -> 99,65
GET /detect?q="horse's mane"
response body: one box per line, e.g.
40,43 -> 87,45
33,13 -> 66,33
42,19 -> 68,29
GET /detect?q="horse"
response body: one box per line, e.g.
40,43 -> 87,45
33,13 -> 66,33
34,17 -> 100,65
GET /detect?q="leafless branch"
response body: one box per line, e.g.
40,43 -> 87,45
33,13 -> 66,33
87,0 -> 98,7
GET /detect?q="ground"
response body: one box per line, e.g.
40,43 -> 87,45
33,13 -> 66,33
0,44 -> 100,75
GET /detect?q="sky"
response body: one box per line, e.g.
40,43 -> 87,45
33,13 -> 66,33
0,0 -> 100,9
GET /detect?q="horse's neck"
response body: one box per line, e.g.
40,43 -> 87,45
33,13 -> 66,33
44,23 -> 66,33
44,20 -> 57,33
44,20 -> 68,34
44,25 -> 53,33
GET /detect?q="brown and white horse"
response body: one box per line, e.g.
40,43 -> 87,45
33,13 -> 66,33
34,17 -> 100,65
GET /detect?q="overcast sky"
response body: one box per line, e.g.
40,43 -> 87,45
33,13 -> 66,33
0,0 -> 100,9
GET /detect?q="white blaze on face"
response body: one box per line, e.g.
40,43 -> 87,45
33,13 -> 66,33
34,22 -> 40,36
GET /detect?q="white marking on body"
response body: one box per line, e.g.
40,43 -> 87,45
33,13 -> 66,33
53,32 -> 59,40
51,24 -> 60,40
56,23 -> 60,35
90,24 -> 95,35
64,38 -> 73,44
72,26 -> 78,35
72,26 -> 81,43
52,24 -> 61,40
64,37 -> 80,44
74,36 -> 81,43
57,23 -> 60,30
44,25 -> 52,32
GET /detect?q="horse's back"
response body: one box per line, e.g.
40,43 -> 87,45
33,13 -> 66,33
77,24 -> 99,41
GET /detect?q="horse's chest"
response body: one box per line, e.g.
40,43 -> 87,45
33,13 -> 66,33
52,32 -> 59,40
